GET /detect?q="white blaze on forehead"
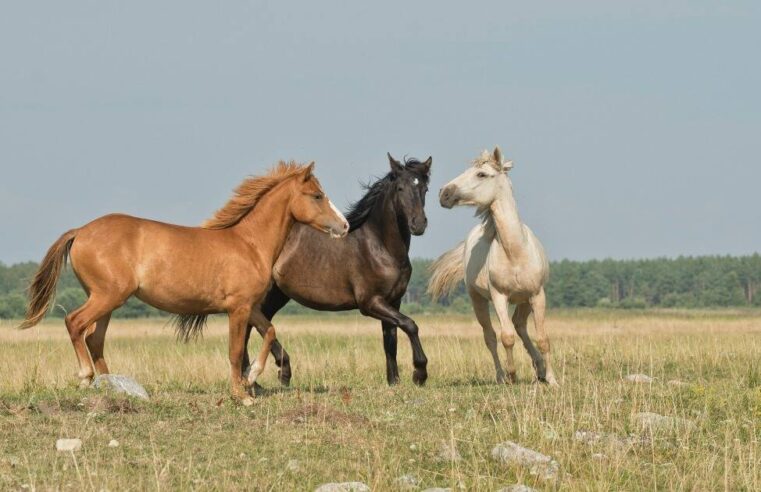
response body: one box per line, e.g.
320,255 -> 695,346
413,178 -> 419,185
329,199 -> 348,224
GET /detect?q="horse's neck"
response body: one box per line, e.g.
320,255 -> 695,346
489,178 -> 527,260
232,183 -> 294,268
368,193 -> 410,260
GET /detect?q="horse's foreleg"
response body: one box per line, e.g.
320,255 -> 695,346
490,289 -> 518,383
512,303 -> 547,383
228,306 -> 253,405
363,297 -> 428,386
246,309 -> 278,389
529,289 -> 558,386
470,290 -> 505,383
246,285 -> 292,386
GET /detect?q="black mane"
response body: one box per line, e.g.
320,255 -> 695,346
344,158 -> 429,232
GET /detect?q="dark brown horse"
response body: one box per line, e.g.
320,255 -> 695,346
247,154 -> 432,386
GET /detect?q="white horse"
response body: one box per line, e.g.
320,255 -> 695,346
428,147 -> 557,385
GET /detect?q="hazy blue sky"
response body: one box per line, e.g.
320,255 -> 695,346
1,1 -> 759,264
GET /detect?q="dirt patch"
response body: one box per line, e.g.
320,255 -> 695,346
278,403 -> 368,426
18,396 -> 141,416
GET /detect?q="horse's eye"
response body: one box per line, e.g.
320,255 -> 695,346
313,194 -> 323,200
477,172 -> 488,178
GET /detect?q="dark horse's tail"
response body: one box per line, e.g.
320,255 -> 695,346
19,229 -> 78,329
171,314 -> 207,342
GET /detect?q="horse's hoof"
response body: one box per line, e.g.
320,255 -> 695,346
387,377 -> 401,387
412,370 -> 427,386
505,372 -> 517,385
278,369 -> 291,387
79,378 -> 93,389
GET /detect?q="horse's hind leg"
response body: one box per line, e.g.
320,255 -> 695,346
382,320 -> 400,386
470,290 -> 505,383
512,303 -> 547,383
85,313 -> 112,375
65,296 -> 118,388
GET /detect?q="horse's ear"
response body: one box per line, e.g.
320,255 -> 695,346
493,146 -> 503,166
302,161 -> 315,181
502,160 -> 514,172
421,156 -> 432,176
387,153 -> 404,174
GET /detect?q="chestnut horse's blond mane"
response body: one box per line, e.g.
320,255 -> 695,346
202,161 -> 309,230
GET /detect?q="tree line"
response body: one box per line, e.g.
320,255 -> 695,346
1,254 -> 760,319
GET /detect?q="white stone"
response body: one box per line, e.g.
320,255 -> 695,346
491,441 -> 559,480
314,483 -> 370,492
574,430 -> 630,450
435,441 -> 462,463
496,486 -> 536,492
634,412 -> 695,432
56,439 -> 82,452
92,375 -> 149,400
108,439 -> 120,448
395,474 -> 420,490
625,374 -> 655,384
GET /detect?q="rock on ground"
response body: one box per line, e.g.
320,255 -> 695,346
395,474 -> 420,490
435,441 -> 462,463
625,374 -> 655,384
314,483 -> 370,492
634,412 -> 696,432
108,439 -> 120,448
491,441 -> 559,480
92,375 -> 149,400
667,379 -> 688,387
56,439 -> 82,452
496,486 -> 536,492
574,430 -> 634,451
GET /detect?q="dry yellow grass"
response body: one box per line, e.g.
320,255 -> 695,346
1,311 -> 760,491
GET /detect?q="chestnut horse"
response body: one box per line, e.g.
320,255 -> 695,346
20,162 -> 348,404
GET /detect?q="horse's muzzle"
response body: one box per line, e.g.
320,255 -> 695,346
439,185 -> 457,209
409,216 -> 428,236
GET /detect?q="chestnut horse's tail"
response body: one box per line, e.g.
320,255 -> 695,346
427,241 -> 466,301
19,229 -> 78,329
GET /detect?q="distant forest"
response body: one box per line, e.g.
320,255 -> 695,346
1,254 -> 760,319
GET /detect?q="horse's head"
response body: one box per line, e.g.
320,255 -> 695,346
388,153 -> 432,236
439,146 -> 513,209
290,163 -> 349,238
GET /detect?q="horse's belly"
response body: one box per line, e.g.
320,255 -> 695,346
281,282 -> 357,311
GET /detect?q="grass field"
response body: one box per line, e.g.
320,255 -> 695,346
1,311 -> 760,491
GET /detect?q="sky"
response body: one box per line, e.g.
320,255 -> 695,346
1,1 -> 759,264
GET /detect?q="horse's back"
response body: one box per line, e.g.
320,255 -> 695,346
273,223 -> 410,309
69,213 -> 260,313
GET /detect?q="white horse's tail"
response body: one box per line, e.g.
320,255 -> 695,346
428,241 -> 466,300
